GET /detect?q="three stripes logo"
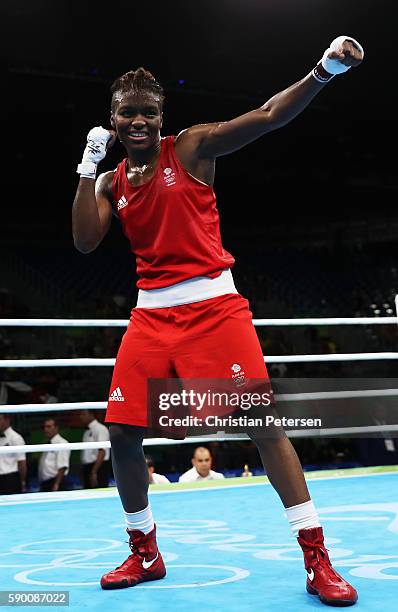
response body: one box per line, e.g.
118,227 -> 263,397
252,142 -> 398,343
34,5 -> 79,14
117,195 -> 128,211
109,387 -> 125,401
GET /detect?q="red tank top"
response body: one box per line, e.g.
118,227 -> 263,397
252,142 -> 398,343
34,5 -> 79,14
112,135 -> 235,289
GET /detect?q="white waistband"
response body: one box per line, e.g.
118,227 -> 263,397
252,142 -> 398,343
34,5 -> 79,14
136,269 -> 237,308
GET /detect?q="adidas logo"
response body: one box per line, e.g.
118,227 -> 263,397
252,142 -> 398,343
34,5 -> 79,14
117,195 -> 128,211
109,387 -> 125,401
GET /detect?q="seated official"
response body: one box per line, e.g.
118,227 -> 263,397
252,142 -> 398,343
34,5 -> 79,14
179,447 -> 224,483
145,455 -> 170,484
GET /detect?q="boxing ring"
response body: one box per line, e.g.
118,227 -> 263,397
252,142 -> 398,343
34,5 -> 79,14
1,306 -> 398,611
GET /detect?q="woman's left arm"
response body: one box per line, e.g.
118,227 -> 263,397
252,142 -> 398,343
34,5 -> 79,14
182,36 -> 364,159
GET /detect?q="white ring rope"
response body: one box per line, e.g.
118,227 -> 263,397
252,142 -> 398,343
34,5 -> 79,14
254,317 -> 398,326
0,319 -> 128,327
2,388 -> 398,414
0,316 -> 397,327
0,358 -> 115,367
0,402 -> 107,414
1,422 -> 398,456
2,352 -> 398,368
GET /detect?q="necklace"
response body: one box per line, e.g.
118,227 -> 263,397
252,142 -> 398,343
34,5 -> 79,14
130,163 -> 149,175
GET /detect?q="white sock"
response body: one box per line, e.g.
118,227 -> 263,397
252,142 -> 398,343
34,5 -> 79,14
285,499 -> 321,538
124,504 -> 154,535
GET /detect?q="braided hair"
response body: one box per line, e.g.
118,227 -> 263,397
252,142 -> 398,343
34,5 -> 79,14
111,67 -> 164,111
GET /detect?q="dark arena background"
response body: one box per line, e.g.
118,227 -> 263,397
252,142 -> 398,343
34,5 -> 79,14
1,1 -> 398,610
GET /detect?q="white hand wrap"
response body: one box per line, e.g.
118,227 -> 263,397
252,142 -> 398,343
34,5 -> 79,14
77,126 -> 112,179
321,35 -> 364,75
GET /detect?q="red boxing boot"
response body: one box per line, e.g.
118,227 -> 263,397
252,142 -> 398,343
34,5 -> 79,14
297,527 -> 358,607
101,524 -> 166,589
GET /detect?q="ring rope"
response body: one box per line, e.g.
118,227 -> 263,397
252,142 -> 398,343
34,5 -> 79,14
1,422 -> 398,456
2,352 -> 398,368
2,388 -> 398,414
0,316 -> 397,327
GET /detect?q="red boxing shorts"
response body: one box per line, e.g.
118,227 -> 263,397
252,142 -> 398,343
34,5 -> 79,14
105,293 -> 270,429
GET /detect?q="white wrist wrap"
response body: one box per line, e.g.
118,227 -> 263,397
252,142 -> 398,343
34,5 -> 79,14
77,126 -> 112,179
321,35 -> 364,75
77,161 -> 97,179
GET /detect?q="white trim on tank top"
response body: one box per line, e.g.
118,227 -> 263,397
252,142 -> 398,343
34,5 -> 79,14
136,269 -> 238,308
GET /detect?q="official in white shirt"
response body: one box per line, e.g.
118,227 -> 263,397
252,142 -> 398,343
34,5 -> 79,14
38,418 -> 70,492
80,410 -> 110,488
0,413 -> 27,494
145,455 -> 170,484
178,446 -> 224,483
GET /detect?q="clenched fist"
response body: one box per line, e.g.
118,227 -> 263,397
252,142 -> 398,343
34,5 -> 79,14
77,126 -> 117,179
323,36 -> 364,74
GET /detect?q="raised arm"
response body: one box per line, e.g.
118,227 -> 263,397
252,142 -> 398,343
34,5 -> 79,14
72,128 -> 116,253
181,36 -> 364,159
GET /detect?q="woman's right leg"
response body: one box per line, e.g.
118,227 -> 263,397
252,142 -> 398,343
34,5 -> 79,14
101,309 -> 172,588
109,423 -> 148,512
101,423 -> 166,589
